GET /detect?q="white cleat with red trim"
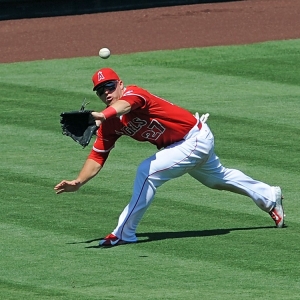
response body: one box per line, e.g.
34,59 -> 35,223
269,186 -> 285,228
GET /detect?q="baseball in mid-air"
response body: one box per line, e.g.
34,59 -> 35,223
99,48 -> 111,59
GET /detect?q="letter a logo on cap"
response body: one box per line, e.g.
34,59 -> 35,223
98,71 -> 105,81
92,68 -> 120,91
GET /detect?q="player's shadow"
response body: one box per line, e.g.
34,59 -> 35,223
77,226 -> 274,248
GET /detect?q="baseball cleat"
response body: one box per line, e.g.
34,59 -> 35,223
269,186 -> 285,228
99,233 -> 133,247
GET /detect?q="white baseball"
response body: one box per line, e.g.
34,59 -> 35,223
99,48 -> 111,59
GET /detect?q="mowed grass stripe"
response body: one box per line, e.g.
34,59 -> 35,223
127,40 -> 300,87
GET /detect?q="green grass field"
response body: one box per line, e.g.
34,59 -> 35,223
0,39 -> 299,299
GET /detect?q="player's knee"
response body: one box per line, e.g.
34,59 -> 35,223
136,161 -> 150,178
201,179 -> 224,190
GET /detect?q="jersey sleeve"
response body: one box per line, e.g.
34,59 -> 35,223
87,119 -> 121,166
88,147 -> 110,166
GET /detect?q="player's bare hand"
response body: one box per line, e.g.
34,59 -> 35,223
54,180 -> 81,194
92,112 -> 106,126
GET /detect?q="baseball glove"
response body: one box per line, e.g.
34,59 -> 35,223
60,99 -> 99,148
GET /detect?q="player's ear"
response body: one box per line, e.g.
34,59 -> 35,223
119,80 -> 124,89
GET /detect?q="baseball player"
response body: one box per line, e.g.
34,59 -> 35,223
54,68 -> 285,246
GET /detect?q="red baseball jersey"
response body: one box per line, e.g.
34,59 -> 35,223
88,85 -> 198,166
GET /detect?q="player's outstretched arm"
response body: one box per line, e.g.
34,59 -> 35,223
92,100 -> 132,126
54,159 -> 102,194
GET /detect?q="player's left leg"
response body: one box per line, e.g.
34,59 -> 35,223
188,148 -> 275,210
188,142 -> 284,227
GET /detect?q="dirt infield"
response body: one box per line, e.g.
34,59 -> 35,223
1,0 -> 300,63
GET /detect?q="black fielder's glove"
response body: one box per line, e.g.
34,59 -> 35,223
60,100 -> 99,148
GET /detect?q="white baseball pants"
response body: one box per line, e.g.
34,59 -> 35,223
112,122 -> 276,242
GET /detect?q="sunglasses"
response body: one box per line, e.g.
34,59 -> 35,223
96,81 -> 118,96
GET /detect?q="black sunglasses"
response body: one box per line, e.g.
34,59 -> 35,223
96,81 -> 118,96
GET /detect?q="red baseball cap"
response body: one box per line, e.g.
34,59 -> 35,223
92,68 -> 120,91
